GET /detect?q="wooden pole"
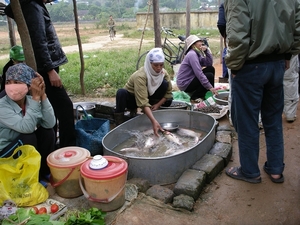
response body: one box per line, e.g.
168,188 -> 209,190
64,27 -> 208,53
10,0 -> 36,70
7,17 -> 16,47
185,0 -> 191,38
138,0 -> 152,57
72,0 -> 85,95
153,0 -> 161,47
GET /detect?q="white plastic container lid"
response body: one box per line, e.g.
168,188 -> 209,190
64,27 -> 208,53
47,146 -> 91,168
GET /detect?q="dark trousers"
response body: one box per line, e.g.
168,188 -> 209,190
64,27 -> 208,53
185,66 -> 215,100
231,60 -> 285,177
115,79 -> 172,113
1,127 -> 55,179
41,67 -> 76,148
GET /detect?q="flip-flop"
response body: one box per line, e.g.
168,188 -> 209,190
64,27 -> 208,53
263,165 -> 284,183
225,166 -> 261,184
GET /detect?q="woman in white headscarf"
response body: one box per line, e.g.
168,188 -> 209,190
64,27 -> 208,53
115,48 -> 173,136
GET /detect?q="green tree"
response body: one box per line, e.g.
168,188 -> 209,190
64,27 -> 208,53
47,2 -> 73,22
89,5 -> 101,20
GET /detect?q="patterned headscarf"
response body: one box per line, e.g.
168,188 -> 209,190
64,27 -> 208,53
144,48 -> 165,96
6,63 -> 35,85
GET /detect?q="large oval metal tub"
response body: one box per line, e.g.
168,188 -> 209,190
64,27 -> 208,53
102,110 -> 216,185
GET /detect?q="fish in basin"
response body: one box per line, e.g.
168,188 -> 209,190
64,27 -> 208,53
163,131 -> 183,145
117,128 -> 206,157
177,128 -> 202,144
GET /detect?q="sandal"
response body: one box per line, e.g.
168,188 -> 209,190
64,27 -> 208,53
225,166 -> 261,184
263,165 -> 284,183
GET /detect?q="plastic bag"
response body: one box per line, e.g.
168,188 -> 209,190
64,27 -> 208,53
0,145 -> 49,206
172,91 -> 191,103
75,105 -> 110,156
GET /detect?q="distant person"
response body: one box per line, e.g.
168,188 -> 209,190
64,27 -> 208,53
224,0 -> 300,184
176,35 -> 218,102
0,63 -> 55,181
1,45 -> 25,92
5,0 -> 76,148
115,48 -> 173,136
283,54 -> 299,122
107,15 -> 116,37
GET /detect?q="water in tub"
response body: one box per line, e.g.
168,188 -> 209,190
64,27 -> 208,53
114,128 -> 207,157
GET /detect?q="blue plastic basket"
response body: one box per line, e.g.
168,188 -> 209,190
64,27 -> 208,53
75,105 -> 110,156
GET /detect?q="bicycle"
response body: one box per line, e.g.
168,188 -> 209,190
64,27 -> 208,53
108,26 -> 115,41
136,27 -> 186,70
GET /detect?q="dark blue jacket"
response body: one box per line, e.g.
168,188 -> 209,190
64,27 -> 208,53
217,3 -> 226,38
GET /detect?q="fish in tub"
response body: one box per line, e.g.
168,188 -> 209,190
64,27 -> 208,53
116,127 -> 204,157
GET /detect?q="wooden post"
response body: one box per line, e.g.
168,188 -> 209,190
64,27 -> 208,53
138,0 -> 152,57
72,0 -> 85,95
10,0 -> 36,71
185,0 -> 191,38
153,0 -> 161,47
7,17 -> 16,47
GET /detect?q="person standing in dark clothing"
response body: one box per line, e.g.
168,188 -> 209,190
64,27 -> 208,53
5,0 -> 76,148
217,2 -> 228,79
224,0 -> 300,184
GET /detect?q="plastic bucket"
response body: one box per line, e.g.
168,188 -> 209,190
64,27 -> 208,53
47,146 -> 90,198
80,155 -> 128,212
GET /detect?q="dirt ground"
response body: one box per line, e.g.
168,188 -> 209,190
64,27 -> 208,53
61,34 -> 300,225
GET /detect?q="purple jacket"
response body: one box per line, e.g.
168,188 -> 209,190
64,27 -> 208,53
176,49 -> 213,91
199,50 -> 213,67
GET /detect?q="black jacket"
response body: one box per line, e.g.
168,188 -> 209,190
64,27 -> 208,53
217,3 -> 226,38
5,0 -> 68,74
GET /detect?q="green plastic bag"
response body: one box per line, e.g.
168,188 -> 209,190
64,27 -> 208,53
172,91 -> 191,103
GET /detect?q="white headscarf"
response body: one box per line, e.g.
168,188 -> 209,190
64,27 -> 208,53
144,48 -> 165,96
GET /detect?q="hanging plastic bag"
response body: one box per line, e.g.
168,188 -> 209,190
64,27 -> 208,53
0,145 -> 49,206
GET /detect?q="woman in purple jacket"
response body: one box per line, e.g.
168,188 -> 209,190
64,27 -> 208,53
176,35 -> 218,101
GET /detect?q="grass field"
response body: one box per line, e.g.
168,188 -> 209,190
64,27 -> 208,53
0,21 -> 222,97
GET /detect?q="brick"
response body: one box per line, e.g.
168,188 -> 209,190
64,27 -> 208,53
173,169 -> 206,200
192,154 -> 224,183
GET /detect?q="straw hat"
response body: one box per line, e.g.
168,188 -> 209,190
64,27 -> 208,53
185,35 -> 202,54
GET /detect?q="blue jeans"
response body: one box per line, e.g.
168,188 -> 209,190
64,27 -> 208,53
231,60 -> 285,178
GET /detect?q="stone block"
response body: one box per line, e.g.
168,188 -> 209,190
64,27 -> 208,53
217,124 -> 232,132
127,178 -> 150,193
173,194 -> 194,211
173,169 -> 206,200
146,185 -> 174,204
192,154 -> 224,183
209,142 -> 232,166
216,130 -> 232,144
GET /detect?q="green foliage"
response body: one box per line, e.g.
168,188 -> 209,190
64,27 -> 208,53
1,208 -> 64,225
62,207 -> 106,225
46,2 -> 73,22
0,24 -> 221,98
60,48 -> 138,96
44,0 -> 219,22
88,5 -> 101,20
